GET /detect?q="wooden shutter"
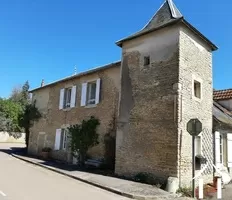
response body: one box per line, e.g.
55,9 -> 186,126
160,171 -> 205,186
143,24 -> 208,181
70,86 -> 77,108
95,78 -> 101,104
81,83 -> 87,106
215,131 -> 221,168
54,129 -> 61,150
59,89 -> 65,110
227,134 -> 232,167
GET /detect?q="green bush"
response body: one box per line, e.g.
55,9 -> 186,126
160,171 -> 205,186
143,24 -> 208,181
68,116 -> 100,166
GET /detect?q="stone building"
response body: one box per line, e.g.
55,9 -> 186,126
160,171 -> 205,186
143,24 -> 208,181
29,62 -> 121,163
29,0 -> 219,187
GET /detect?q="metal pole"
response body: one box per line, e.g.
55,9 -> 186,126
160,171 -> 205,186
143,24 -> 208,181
192,135 -> 195,198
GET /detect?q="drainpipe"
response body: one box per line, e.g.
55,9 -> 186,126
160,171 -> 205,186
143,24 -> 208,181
173,82 -> 182,187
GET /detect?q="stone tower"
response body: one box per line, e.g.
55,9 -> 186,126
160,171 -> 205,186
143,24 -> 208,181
115,0 -> 217,186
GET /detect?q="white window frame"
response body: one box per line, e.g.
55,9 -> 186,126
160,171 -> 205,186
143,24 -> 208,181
61,129 -> 68,150
192,75 -> 203,101
63,87 -> 72,109
87,81 -> 97,106
220,134 -> 224,164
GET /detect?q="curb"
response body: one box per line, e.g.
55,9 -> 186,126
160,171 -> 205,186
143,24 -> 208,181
12,153 -> 165,200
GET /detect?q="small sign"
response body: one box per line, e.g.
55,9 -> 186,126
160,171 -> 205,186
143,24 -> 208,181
187,118 -> 202,136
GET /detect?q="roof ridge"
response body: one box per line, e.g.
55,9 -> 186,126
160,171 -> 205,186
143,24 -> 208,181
166,0 -> 183,19
214,88 -> 232,92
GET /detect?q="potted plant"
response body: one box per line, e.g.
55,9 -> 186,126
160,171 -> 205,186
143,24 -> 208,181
41,147 -> 52,160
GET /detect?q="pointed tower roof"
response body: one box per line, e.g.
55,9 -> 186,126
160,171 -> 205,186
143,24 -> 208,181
116,0 -> 217,51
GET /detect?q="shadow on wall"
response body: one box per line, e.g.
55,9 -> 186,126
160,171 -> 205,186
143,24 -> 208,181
0,132 -> 25,143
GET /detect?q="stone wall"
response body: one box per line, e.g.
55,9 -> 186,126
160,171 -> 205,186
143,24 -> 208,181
115,26 -> 180,178
0,132 -> 25,143
28,64 -> 120,163
178,26 -> 213,187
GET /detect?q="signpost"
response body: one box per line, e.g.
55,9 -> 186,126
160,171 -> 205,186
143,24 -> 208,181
187,118 -> 202,198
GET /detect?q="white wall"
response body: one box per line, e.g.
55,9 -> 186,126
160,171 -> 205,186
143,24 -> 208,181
0,132 -> 25,143
218,99 -> 232,111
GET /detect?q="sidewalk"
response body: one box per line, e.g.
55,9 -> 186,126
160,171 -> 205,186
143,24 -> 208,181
12,153 -> 192,200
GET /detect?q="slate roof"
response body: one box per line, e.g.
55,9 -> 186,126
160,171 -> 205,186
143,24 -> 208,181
116,0 -> 217,51
213,101 -> 232,127
213,89 -> 232,100
30,61 -> 121,92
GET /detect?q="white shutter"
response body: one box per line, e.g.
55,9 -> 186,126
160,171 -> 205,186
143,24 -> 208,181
54,129 -> 62,150
95,78 -> 101,104
81,83 -> 87,106
70,86 -> 77,108
59,89 -> 65,110
227,134 -> 232,167
215,131 -> 221,168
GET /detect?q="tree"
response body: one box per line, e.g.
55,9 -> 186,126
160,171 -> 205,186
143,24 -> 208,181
9,81 -> 30,108
68,116 -> 100,165
19,102 -> 41,148
10,86 -> 22,103
0,98 -> 22,132
0,115 -> 13,132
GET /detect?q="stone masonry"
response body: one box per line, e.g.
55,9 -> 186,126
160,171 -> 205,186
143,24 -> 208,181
29,63 -> 121,163
115,26 -> 180,179
177,27 -> 214,186
29,0 -> 217,189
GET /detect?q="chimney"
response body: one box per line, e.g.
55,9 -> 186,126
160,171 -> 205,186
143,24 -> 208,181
41,79 -> 45,87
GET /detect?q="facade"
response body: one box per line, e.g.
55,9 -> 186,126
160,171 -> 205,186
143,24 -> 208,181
29,62 -> 121,164
29,0 -> 220,187
213,90 -> 232,180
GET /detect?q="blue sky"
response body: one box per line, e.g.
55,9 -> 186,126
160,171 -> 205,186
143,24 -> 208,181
0,0 -> 231,97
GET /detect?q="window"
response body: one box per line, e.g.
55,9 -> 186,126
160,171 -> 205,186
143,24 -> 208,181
195,136 -> 202,156
81,79 -> 100,107
194,80 -> 201,99
61,129 -> 68,150
144,56 -> 150,66
87,82 -> 97,105
220,135 -> 223,164
64,88 -> 72,108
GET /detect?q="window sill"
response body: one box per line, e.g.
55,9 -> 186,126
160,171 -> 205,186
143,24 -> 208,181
85,104 -> 97,108
62,107 -> 76,111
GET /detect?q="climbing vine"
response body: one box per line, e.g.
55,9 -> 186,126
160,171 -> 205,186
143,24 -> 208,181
68,116 -> 100,165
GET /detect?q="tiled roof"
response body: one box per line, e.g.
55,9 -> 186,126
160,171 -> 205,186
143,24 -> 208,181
213,89 -> 232,100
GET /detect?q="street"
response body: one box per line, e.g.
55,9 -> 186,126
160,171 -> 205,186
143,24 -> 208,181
0,143 -> 129,200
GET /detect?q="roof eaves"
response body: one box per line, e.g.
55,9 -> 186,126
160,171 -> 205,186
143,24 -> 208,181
30,61 -> 121,93
181,19 -> 218,51
116,18 -> 182,47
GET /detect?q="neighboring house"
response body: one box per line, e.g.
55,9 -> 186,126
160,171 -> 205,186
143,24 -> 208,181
29,0 -> 219,187
213,90 -> 232,178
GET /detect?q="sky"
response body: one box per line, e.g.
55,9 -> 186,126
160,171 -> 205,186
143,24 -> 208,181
0,0 -> 231,97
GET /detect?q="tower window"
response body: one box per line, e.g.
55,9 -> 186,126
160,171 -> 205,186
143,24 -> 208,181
194,80 -> 201,99
144,56 -> 150,66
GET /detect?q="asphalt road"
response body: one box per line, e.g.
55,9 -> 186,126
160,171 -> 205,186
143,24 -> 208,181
0,143 -> 129,200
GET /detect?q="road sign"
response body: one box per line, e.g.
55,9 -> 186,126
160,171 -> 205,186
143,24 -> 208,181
187,118 -> 202,136
187,118 -> 202,198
